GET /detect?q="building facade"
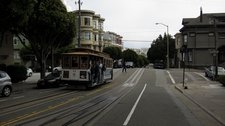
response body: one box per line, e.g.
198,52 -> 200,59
103,31 -> 123,49
73,10 -> 123,52
174,33 -> 182,68
179,12 -> 225,67
73,10 -> 105,51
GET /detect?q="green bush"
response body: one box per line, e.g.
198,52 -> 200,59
7,65 -> 27,83
218,75 -> 225,86
0,64 -> 7,72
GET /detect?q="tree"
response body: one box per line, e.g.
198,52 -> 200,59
147,33 -> 175,65
103,46 -> 122,60
21,0 -> 76,78
137,55 -> 149,67
122,49 -> 138,66
0,0 -> 35,44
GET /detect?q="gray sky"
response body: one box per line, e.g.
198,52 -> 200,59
62,0 -> 225,49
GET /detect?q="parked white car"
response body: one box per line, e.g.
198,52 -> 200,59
125,61 -> 134,68
0,71 -> 12,97
53,66 -> 62,72
205,66 -> 225,80
27,68 -> 33,77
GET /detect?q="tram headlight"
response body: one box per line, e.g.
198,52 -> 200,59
80,71 -> 87,79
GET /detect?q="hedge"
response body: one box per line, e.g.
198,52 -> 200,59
7,65 -> 27,83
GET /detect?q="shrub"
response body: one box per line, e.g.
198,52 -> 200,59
0,64 -> 7,72
218,75 -> 225,86
7,65 -> 27,83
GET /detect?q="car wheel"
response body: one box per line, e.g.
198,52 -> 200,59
2,86 -> 12,97
29,73 -> 32,77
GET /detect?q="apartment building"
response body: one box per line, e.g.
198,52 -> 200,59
73,10 -> 123,51
103,31 -> 123,49
73,10 -> 105,51
179,11 -> 225,67
174,33 -> 182,68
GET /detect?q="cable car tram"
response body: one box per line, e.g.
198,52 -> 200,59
61,48 -> 113,88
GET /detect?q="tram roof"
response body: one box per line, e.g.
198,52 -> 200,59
62,48 -> 112,59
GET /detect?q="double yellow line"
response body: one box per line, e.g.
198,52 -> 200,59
0,84 -> 113,126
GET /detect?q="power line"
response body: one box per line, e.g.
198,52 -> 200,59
123,40 -> 152,42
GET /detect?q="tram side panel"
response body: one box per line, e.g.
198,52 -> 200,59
61,69 -> 91,84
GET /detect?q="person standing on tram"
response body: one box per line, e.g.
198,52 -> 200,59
94,60 -> 100,83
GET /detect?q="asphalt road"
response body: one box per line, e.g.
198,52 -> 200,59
0,68 -> 219,126
89,69 -> 200,126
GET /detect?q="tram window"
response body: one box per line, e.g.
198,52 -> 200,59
63,56 -> 70,68
71,56 -> 79,68
80,56 -> 88,69
106,60 -> 109,67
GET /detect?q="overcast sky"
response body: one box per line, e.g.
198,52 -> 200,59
62,0 -> 225,49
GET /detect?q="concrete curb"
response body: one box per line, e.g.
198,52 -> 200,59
174,85 -> 225,126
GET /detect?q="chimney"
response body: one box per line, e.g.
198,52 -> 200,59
200,7 -> 203,22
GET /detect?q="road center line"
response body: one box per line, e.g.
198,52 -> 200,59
123,84 -> 147,126
167,71 -> 176,84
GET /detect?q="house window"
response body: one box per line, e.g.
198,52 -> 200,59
219,32 -> 225,39
94,34 -> 98,41
99,22 -> 103,30
93,20 -> 97,29
84,18 -> 90,26
84,32 -> 91,40
14,38 -> 18,45
184,34 -> 188,43
208,32 -> 214,37
189,33 -> 196,37
188,50 -> 192,62
14,52 -> 20,60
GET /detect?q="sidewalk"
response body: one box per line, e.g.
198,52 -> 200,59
175,81 -> 225,126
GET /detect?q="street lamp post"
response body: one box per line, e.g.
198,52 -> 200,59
214,19 -> 218,79
156,23 -> 169,68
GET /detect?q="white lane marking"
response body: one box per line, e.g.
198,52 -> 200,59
123,69 -> 140,87
194,72 -> 210,81
123,84 -> 147,126
167,71 -> 176,84
124,69 -> 140,83
13,96 -> 25,99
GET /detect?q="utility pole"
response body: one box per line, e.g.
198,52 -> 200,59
214,19 -> 218,79
166,26 -> 169,69
75,0 -> 82,47
156,23 -> 170,68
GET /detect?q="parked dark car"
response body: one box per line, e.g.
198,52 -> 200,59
0,71 -> 12,97
205,66 -> 225,80
153,62 -> 165,69
37,71 -> 61,88
153,60 -> 166,69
